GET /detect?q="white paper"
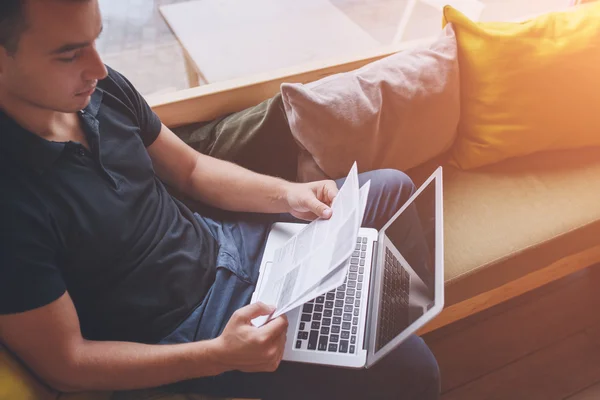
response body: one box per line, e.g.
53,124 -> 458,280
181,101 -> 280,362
282,180 -> 371,313
252,163 -> 370,326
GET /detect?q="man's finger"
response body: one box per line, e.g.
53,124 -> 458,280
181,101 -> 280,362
260,315 -> 289,338
236,302 -> 276,322
325,181 -> 339,204
307,196 -> 332,219
269,330 -> 287,365
277,329 -> 287,352
292,210 -> 318,222
273,335 -> 287,367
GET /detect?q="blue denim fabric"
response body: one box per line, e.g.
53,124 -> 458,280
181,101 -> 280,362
157,170 -> 440,400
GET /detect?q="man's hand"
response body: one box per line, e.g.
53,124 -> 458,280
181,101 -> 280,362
212,302 -> 289,373
285,180 -> 339,221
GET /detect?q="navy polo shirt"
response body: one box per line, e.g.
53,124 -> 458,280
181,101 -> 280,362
0,67 -> 219,343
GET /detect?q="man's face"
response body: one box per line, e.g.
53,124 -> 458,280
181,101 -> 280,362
0,0 -> 108,113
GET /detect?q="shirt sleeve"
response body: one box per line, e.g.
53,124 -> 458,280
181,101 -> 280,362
105,66 -> 163,147
0,199 -> 66,314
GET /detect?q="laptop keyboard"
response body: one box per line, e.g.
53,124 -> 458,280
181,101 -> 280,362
294,236 -> 368,355
376,247 -> 411,350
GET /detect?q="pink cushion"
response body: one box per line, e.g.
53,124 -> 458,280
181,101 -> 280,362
281,24 -> 460,180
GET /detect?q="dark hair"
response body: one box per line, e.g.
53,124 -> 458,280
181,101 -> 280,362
0,0 -> 89,55
0,0 -> 27,55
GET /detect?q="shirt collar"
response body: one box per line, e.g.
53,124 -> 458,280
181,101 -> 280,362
0,88 -> 104,173
82,87 -> 104,117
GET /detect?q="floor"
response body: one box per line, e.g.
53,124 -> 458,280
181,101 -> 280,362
422,263 -> 600,400
97,0 -> 571,96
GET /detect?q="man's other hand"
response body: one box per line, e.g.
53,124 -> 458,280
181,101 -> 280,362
212,302 -> 288,373
285,180 -> 338,221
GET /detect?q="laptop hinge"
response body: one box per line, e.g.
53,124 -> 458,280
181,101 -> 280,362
363,240 -> 378,350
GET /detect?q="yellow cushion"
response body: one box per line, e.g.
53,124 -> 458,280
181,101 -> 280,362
0,344 -> 239,400
1,344 -> 115,400
442,3 -> 600,170
0,345 -> 58,400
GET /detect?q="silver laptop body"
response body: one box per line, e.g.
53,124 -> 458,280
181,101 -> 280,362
252,167 -> 444,368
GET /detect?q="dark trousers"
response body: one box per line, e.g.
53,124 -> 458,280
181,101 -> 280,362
157,169 -> 440,400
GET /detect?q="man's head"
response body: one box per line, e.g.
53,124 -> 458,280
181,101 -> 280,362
0,0 -> 108,114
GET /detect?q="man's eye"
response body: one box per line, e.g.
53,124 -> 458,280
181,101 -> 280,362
57,51 -> 81,63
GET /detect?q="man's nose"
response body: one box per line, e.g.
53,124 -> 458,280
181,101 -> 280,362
83,45 -> 108,82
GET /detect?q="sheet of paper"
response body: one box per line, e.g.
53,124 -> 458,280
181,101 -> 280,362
252,163 -> 369,326
281,180 -> 371,314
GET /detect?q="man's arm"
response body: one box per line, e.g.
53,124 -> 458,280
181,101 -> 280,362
0,292 -> 287,393
147,124 -> 338,219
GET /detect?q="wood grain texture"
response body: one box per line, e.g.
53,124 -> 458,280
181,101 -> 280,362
424,267 -> 600,392
440,331 -> 600,400
419,244 -> 600,335
422,264 -> 600,399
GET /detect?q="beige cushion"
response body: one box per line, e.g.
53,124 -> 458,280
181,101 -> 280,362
282,24 -> 460,180
408,147 -> 600,305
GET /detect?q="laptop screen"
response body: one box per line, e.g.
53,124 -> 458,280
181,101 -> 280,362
375,176 -> 437,351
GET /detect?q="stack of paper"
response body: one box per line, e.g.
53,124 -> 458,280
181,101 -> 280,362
252,163 -> 370,326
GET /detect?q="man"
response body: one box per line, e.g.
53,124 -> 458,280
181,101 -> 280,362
0,1 -> 440,399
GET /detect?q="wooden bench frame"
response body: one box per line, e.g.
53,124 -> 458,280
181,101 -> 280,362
147,38 -> 600,336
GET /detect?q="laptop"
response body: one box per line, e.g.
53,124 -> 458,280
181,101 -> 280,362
252,167 -> 443,368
